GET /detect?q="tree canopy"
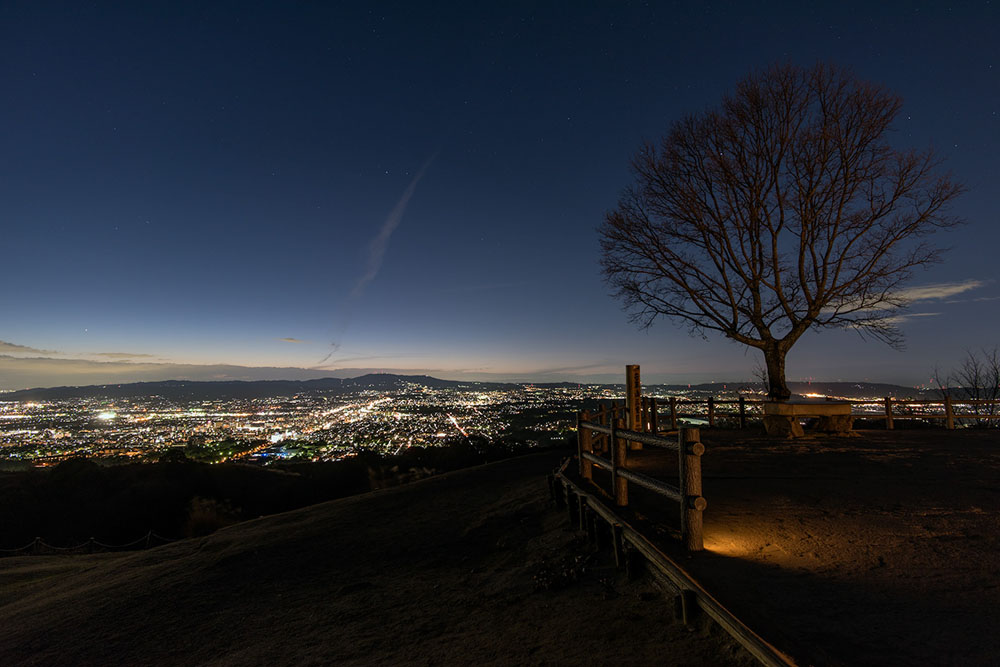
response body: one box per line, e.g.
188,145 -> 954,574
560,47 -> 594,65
601,63 -> 964,399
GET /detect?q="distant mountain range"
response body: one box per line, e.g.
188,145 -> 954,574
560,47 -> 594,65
0,374 -> 931,401
661,381 -> 934,399
0,374 -> 509,401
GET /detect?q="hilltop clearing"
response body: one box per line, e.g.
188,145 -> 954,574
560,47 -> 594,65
588,428 -> 1000,665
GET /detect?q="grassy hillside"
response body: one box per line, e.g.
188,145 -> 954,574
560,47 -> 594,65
0,452 -> 752,666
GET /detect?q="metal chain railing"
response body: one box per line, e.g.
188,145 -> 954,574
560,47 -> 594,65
0,531 -> 177,558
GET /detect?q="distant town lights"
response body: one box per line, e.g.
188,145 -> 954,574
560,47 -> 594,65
97,411 -> 117,420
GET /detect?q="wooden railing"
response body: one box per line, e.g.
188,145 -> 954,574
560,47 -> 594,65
576,409 -> 706,551
582,398 -> 749,434
876,397 -> 1000,429
585,395 -> 1000,430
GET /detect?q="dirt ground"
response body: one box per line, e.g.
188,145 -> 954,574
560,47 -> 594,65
0,451 -> 754,666
587,428 -> 1000,666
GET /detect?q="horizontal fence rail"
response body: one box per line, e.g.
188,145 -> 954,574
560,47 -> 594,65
548,462 -> 796,667
586,395 -> 1000,431
577,409 -> 706,550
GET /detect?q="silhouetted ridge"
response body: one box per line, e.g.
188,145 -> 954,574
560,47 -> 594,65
1,374 -> 519,401
1,376 -> 928,402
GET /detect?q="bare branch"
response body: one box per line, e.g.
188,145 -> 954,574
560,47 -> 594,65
600,63 -> 965,399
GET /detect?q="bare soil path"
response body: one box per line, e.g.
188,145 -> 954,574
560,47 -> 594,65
587,429 -> 1000,666
0,451 -> 753,666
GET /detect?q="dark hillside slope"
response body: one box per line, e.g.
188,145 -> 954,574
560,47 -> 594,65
0,452 -> 751,666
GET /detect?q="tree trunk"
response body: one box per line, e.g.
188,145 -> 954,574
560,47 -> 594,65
763,344 -> 791,400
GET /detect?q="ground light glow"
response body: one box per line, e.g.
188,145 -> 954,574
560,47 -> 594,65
701,519 -> 793,562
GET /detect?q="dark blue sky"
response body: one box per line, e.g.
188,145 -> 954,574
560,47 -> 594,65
1,1 -> 997,389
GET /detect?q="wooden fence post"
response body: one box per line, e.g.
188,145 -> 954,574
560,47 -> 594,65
669,396 -> 678,430
597,404 -> 607,454
707,396 -> 715,427
609,417 -> 618,500
579,410 -> 593,480
651,397 -> 659,433
738,396 -> 746,429
945,395 -> 955,430
612,523 -> 625,568
884,397 -> 894,430
611,418 -> 628,506
626,364 -> 641,431
678,428 -> 706,551
626,366 -> 644,450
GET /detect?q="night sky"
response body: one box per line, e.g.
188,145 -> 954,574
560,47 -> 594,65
1,1 -> 997,389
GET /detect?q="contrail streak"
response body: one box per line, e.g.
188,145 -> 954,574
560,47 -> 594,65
351,153 -> 437,299
314,152 -> 438,368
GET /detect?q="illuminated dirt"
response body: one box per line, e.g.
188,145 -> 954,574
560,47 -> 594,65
600,428 -> 1000,666
0,452 -> 753,666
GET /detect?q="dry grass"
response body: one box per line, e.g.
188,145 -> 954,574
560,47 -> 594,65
0,451 -> 753,666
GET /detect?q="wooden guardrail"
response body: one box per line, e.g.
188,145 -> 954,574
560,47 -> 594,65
878,397 -> 1000,429
576,410 -> 706,551
583,397 -> 747,435
549,461 -> 796,667
638,396 -> 751,429
587,395 -> 1000,431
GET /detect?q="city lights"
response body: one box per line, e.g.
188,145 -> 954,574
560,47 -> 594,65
0,382 -> 596,465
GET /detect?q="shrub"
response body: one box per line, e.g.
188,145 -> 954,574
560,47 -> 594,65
183,496 -> 240,537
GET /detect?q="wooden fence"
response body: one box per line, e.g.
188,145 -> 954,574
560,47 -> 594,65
576,407 -> 706,551
585,395 -> 1000,430
548,461 -> 795,666
878,397 -> 1000,429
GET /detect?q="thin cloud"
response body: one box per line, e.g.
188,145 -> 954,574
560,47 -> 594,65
534,362 -> 620,376
826,280 -> 985,315
945,295 -> 1000,304
90,352 -> 157,359
862,311 -> 942,327
278,337 -> 306,344
0,340 -> 57,356
894,280 -> 984,303
315,352 -> 431,369
0,356 -> 340,391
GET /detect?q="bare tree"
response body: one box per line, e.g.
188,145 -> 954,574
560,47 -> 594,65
953,348 -> 1000,421
931,365 -> 952,400
601,63 -> 964,399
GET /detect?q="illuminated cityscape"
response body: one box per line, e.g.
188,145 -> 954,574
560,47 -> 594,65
0,376 -> 946,468
0,382 -> 628,466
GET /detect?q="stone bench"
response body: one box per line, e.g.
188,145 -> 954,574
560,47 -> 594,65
762,398 -> 853,437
